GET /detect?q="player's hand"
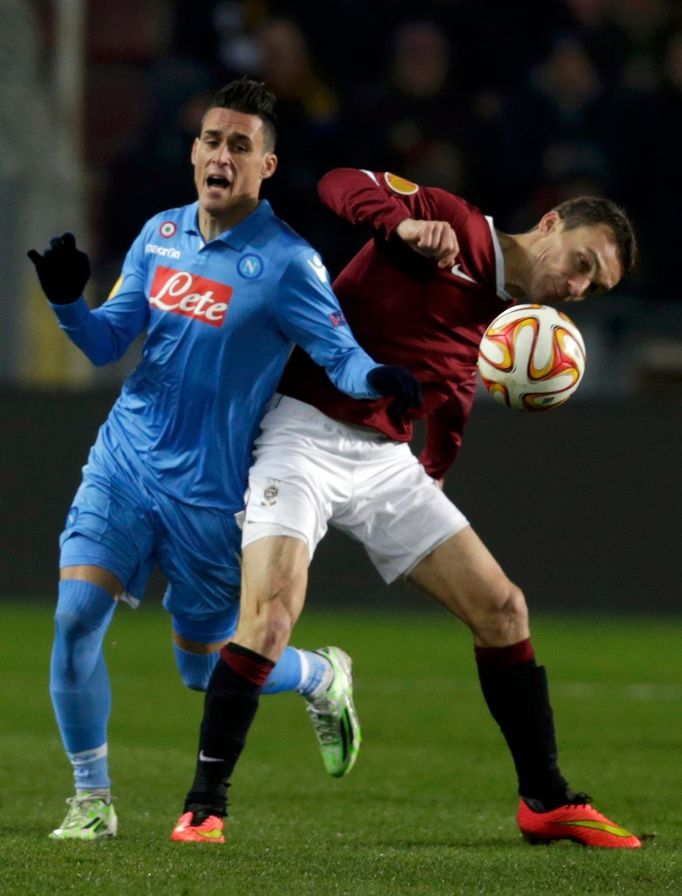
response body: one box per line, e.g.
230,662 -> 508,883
367,364 -> 422,423
27,232 -> 91,304
395,218 -> 459,269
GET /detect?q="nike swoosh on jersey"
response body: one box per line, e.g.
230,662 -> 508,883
451,263 -> 477,284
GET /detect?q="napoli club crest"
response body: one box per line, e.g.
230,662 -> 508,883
238,254 -> 264,279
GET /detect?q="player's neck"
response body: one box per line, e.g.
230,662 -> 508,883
198,199 -> 259,241
497,230 -> 535,299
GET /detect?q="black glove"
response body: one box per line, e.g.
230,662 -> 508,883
27,232 -> 91,304
367,364 -> 422,423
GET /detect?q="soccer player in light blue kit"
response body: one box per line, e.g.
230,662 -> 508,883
27,78 -> 421,840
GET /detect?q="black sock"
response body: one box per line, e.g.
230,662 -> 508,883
477,657 -> 570,808
184,643 -> 274,817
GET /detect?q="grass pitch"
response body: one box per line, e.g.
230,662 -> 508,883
1,600 -> 681,895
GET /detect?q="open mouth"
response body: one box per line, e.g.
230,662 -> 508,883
206,175 -> 230,190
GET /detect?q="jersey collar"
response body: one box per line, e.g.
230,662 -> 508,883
184,200 -> 273,250
484,216 -> 513,302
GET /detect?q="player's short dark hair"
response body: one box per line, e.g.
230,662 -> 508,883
553,196 -> 637,278
205,77 -> 278,150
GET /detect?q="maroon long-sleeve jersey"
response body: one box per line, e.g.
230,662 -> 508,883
277,168 -> 513,479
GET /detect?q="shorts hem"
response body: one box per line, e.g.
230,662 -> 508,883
388,520 -> 470,584
242,521 -> 312,560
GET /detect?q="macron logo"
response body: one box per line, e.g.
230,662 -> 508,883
451,263 -> 477,284
145,242 -> 181,260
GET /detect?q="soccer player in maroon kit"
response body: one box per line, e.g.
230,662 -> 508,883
173,167 -> 641,848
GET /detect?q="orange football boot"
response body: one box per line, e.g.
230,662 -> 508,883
170,810 -> 226,844
518,795 -> 641,848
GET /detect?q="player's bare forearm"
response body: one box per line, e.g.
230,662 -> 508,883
395,218 -> 459,268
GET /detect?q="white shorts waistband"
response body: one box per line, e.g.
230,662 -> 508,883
269,394 -> 392,442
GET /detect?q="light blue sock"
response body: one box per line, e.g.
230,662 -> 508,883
262,647 -> 331,696
50,579 -> 116,791
173,643 -> 330,696
68,746 -> 110,794
262,646 -> 303,694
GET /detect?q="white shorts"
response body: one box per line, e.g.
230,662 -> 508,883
241,395 -> 469,583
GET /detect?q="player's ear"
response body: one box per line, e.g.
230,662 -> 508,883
191,138 -> 199,166
261,152 -> 278,180
538,210 -> 561,234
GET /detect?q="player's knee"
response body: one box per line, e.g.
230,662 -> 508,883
53,610 -> 103,685
173,644 -> 219,691
52,580 -> 115,686
471,579 -> 528,644
260,602 -> 295,656
492,581 -> 528,639
237,598 -> 295,659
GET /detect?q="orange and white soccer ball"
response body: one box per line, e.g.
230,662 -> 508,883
477,304 -> 586,411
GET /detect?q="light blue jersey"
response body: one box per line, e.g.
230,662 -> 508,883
53,200 -> 381,612
53,200 -> 379,515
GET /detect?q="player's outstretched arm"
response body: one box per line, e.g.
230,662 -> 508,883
27,233 -> 90,305
27,232 -> 148,366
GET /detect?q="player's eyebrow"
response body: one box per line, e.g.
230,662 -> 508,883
202,128 -> 253,141
229,132 -> 254,146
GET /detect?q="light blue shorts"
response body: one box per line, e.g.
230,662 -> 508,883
60,456 -> 242,639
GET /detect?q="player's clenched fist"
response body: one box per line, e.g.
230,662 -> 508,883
395,218 -> 460,268
27,232 -> 91,305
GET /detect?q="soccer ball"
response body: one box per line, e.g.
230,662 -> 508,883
477,304 -> 586,411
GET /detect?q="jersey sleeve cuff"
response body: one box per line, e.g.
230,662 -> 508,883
381,209 -> 412,239
50,296 -> 89,327
364,365 -> 382,398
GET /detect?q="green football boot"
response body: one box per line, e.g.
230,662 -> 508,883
50,792 -> 118,840
306,646 -> 361,778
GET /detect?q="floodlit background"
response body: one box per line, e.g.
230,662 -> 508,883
1,0 -> 681,607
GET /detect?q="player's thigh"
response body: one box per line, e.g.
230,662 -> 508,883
155,497 -> 242,620
235,535 -> 309,657
59,471 -> 155,601
60,564 -> 124,596
408,525 -> 523,625
335,445 -> 468,584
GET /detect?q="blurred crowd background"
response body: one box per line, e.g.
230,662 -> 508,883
1,0 -> 681,392
2,0 -> 680,604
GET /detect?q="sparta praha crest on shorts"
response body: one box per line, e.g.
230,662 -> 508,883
477,304 -> 586,411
